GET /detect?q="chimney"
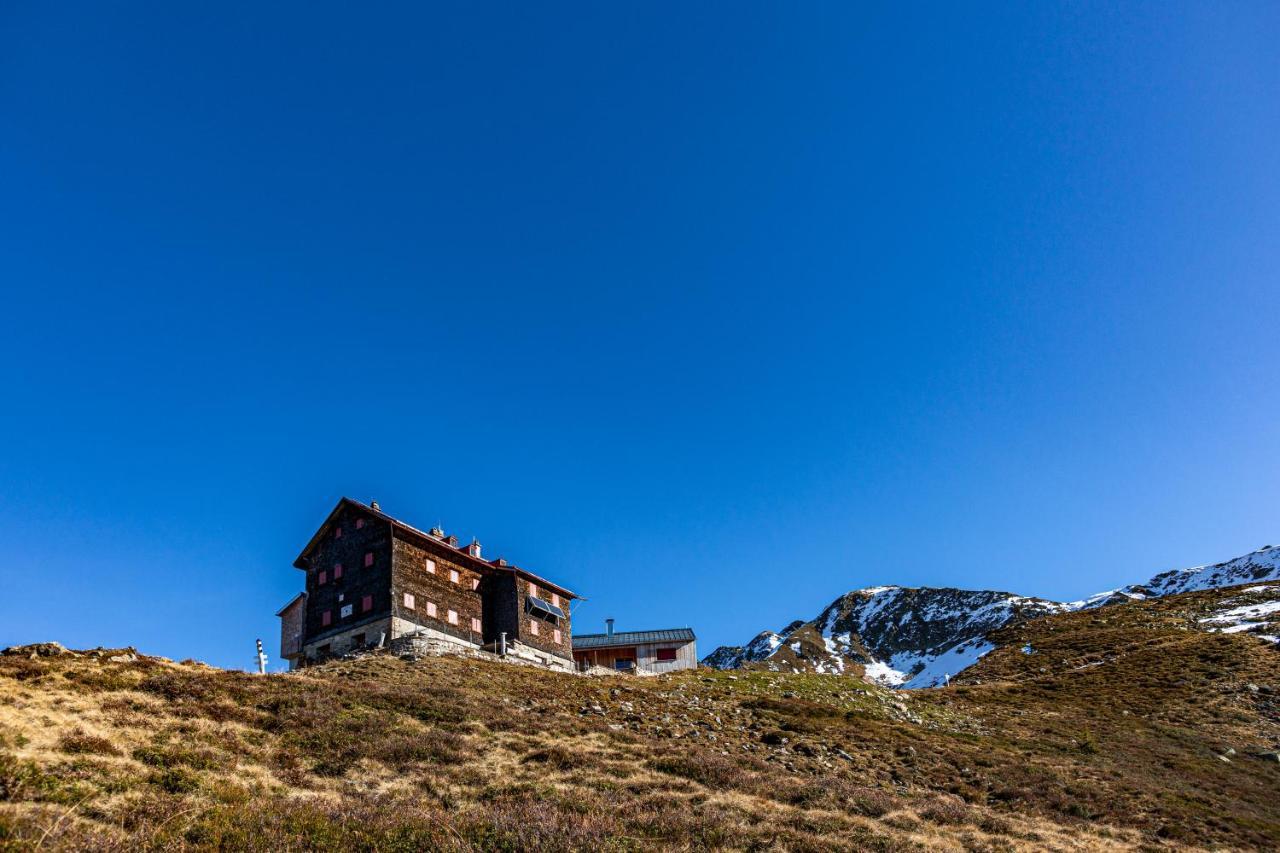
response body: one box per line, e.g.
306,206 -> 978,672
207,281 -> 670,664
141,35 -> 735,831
370,500 -> 381,512
446,535 -> 459,547
429,525 -> 445,539
467,538 -> 482,558
606,618 -> 614,639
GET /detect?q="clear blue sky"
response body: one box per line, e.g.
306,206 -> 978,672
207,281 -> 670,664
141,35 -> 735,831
2,4 -> 1278,670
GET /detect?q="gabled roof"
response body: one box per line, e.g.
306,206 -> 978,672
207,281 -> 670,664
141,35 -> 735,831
275,592 -> 306,616
292,497 -> 580,599
573,628 -> 695,649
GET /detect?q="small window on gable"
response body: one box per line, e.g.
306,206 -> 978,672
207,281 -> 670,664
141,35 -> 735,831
404,593 -> 415,610
656,648 -> 678,662
553,629 -> 562,644
426,559 -> 436,574
529,620 -> 540,636
321,610 -> 332,627
335,526 -> 343,539
334,564 -> 343,580
318,570 -> 328,586
528,582 -> 537,598
361,595 -> 373,613
450,569 -> 459,584
364,552 -> 374,568
426,601 -> 437,618
471,617 -> 481,632
356,518 -> 365,530
551,593 -> 560,607
447,609 -> 458,625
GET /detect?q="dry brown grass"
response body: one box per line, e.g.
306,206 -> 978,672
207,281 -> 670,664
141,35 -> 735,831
1,586 -> 1277,850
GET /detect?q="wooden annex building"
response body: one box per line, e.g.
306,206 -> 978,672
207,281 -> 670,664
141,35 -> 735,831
572,621 -> 698,674
277,497 -> 579,671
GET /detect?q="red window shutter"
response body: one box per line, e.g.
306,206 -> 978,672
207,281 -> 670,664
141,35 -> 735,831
356,518 -> 365,529
318,571 -> 327,585
322,610 -> 332,626
334,564 -> 343,579
362,595 -> 373,612
657,648 -> 677,662
335,526 -> 342,539
364,552 -> 374,568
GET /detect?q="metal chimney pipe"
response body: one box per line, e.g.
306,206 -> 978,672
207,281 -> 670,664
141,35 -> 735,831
500,632 -> 507,656
606,618 -> 614,639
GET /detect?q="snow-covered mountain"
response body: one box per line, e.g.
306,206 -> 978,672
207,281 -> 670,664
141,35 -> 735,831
1073,544 -> 1280,607
702,586 -> 1067,688
703,544 -> 1280,688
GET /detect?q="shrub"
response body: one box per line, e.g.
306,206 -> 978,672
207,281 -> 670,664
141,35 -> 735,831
57,730 -> 121,757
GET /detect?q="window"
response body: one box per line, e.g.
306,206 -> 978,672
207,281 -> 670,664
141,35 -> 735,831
318,570 -> 328,585
364,552 -> 374,568
553,629 -> 562,644
471,617 -> 481,632
340,604 -> 353,618
403,593 -> 415,610
472,578 -> 480,591
528,583 -> 537,598
335,526 -> 343,539
449,569 -> 459,584
656,648 -> 678,662
356,518 -> 365,529
447,609 -> 458,625
614,659 -> 634,671
334,564 -> 343,580
426,559 -> 435,574
529,620 -> 540,636
551,593 -> 560,607
361,595 -> 373,613
426,601 -> 437,618
321,610 -> 332,627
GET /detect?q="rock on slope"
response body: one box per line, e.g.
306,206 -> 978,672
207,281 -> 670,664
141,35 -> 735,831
704,544 -> 1280,688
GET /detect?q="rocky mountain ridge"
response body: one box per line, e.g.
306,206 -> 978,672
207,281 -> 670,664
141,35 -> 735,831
703,544 -> 1280,687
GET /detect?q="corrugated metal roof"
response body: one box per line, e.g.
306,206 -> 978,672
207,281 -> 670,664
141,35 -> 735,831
572,628 -> 695,649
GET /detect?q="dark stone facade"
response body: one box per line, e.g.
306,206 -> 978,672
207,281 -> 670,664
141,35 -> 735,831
302,505 -> 393,648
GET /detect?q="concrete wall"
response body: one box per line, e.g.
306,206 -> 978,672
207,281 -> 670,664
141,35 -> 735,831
302,616 -> 393,661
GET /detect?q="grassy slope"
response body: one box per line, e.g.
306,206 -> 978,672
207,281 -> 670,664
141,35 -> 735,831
1,587 -> 1277,851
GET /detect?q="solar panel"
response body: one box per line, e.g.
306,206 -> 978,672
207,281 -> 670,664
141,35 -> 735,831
527,595 -> 566,620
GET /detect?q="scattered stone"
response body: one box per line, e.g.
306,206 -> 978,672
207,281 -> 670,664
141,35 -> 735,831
3,642 -> 68,658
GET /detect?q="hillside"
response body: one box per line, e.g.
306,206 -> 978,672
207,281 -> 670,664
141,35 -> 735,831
703,545 -> 1280,685
3,587 -> 1279,851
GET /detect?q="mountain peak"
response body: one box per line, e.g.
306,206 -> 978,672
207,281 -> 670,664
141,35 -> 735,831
703,543 -> 1280,688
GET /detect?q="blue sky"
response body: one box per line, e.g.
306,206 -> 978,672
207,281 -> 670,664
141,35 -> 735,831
2,4 -> 1278,670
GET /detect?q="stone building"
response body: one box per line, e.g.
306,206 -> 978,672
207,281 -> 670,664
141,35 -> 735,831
572,620 -> 697,674
278,497 -> 578,670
